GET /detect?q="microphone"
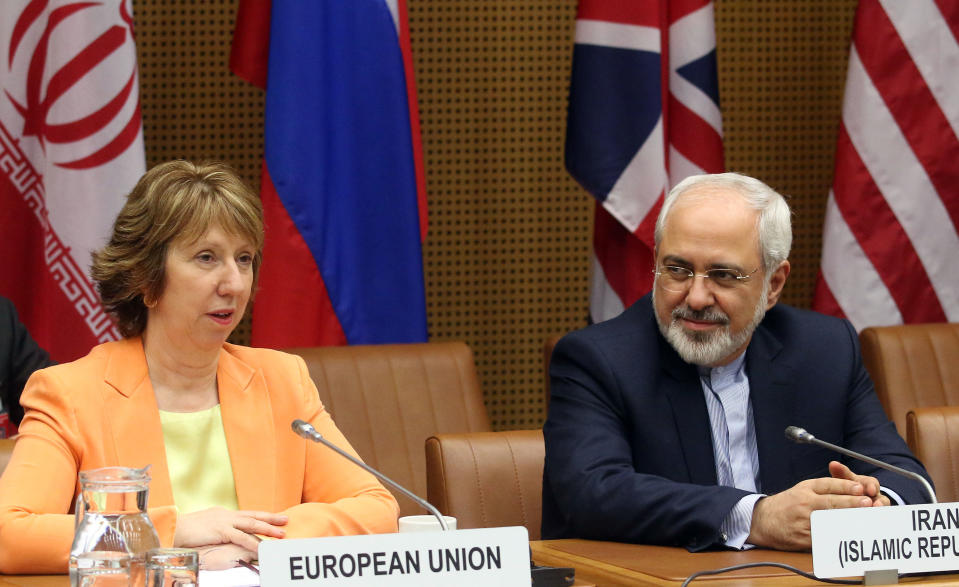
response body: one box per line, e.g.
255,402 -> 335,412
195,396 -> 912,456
785,425 -> 937,504
291,419 -> 451,530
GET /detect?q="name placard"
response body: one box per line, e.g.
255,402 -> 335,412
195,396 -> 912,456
259,526 -> 531,586
811,502 -> 959,578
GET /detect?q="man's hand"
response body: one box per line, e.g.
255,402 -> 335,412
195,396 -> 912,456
174,507 -> 288,553
828,461 -> 890,507
747,461 -> 887,551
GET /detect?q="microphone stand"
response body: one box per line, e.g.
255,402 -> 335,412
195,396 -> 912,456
294,420 -> 575,585
292,419 -> 450,530
785,426 -> 937,504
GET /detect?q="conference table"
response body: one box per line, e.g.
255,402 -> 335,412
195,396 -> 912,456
531,539 -> 959,586
0,578 -> 59,587
7,540 -> 959,586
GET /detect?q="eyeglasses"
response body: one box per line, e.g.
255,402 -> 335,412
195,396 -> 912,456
654,265 -> 760,293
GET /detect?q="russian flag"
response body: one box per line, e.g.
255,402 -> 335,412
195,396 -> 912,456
231,0 -> 428,346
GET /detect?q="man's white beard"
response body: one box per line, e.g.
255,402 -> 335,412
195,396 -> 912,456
654,283 -> 769,366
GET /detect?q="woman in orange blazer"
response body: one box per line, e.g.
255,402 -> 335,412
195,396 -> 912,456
0,161 -> 399,574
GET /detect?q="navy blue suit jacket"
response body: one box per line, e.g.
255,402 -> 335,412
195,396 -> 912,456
541,295 -> 931,550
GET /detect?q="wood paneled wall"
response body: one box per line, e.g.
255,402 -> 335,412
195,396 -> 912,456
134,0 -> 858,430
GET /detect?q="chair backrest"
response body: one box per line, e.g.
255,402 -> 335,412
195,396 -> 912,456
285,342 -> 491,516
425,429 -> 544,539
0,437 -> 14,477
859,323 -> 959,435
906,406 -> 959,502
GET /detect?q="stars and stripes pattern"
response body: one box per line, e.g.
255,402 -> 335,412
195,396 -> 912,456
813,0 -> 959,330
566,0 -> 724,322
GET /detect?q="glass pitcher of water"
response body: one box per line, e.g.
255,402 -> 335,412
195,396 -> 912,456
69,466 -> 162,586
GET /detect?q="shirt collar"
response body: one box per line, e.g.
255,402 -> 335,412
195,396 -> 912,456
697,352 -> 747,389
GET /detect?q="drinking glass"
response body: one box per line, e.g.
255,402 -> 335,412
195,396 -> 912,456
74,551 -> 131,587
145,548 -> 199,587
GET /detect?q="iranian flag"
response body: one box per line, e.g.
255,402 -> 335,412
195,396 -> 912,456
0,0 -> 145,361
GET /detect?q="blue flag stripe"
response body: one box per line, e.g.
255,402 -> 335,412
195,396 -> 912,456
263,0 -> 427,344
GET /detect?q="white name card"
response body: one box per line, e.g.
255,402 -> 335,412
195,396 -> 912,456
259,526 -> 531,586
812,502 -> 959,578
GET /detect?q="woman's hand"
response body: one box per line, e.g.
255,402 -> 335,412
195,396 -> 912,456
174,507 -> 288,553
195,544 -> 256,571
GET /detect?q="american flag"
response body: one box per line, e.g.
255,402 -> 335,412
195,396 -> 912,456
813,0 -> 959,329
565,0 -> 724,322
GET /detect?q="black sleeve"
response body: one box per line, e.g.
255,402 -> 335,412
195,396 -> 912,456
0,297 -> 54,425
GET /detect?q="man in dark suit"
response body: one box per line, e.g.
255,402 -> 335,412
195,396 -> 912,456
0,296 -> 53,431
542,172 -> 931,551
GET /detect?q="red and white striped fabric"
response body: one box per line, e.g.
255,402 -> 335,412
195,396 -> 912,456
0,0 -> 144,360
813,0 -> 959,330
565,0 -> 724,322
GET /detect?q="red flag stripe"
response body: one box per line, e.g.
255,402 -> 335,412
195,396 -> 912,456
854,0 -> 959,232
818,195 -> 904,327
832,125 -> 947,323
934,0 -> 959,46
667,0 -> 711,26
397,0 -> 428,242
229,0 -> 271,90
577,0 -> 660,28
593,203 -> 655,308
667,94 -> 723,173
251,165 -> 347,347
811,271 -> 846,321
634,195 -> 662,251
815,0 -> 959,327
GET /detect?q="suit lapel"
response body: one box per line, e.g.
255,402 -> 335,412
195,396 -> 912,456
217,348 -> 277,511
660,336 -> 718,486
746,326 -> 798,494
103,338 -> 174,506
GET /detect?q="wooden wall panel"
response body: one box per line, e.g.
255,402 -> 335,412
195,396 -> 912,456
134,0 -> 859,430
716,0 -> 858,307
409,0 -> 590,429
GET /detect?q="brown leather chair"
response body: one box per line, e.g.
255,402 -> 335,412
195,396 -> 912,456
425,429 -> 544,539
285,342 -> 491,516
860,323 -> 959,435
0,437 -> 14,477
906,406 -> 959,502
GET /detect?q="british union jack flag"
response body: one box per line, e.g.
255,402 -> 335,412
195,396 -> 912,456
565,0 -> 724,321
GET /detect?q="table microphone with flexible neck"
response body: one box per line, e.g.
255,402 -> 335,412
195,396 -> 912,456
294,419 -> 577,586
784,425 -> 936,504
291,419 -> 451,530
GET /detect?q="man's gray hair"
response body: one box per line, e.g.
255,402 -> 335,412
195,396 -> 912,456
653,172 -> 792,272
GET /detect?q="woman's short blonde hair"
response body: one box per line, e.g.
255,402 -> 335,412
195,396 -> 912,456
91,160 -> 264,338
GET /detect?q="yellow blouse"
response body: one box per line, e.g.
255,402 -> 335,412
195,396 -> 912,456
159,404 -> 239,513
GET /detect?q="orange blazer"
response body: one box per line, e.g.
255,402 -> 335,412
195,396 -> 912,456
0,338 -> 399,574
